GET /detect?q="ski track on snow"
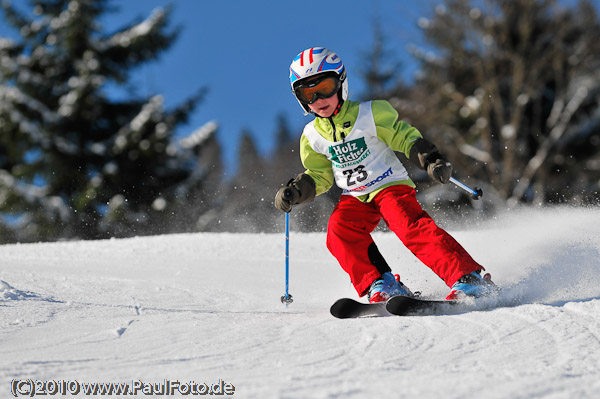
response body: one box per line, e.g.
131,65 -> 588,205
1,207 -> 600,398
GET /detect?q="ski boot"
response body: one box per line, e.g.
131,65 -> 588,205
446,270 -> 497,300
368,272 -> 413,303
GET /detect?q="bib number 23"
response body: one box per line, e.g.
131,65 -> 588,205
343,165 -> 368,187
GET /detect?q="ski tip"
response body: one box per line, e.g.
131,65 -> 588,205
330,298 -> 357,319
330,298 -> 388,319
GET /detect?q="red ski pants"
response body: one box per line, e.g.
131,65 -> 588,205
326,185 -> 483,296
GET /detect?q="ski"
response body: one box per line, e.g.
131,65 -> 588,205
330,298 -> 389,319
330,296 -> 472,318
385,295 -> 461,316
331,292 -> 500,319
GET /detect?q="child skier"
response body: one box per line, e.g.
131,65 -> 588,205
275,47 -> 494,302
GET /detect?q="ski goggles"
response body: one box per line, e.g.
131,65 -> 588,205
294,76 -> 341,104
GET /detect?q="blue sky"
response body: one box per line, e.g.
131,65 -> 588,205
0,0 -> 435,176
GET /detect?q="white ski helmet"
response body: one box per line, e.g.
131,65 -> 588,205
289,47 -> 348,115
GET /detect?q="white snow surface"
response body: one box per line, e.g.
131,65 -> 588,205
1,207 -> 600,398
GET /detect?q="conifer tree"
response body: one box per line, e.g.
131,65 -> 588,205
178,121 -> 224,232
268,113 -> 302,188
219,130 -> 269,232
410,0 -> 600,204
359,21 -> 402,100
0,0 -> 209,242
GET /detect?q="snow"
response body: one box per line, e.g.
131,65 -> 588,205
180,121 -> 218,149
1,207 -> 600,398
0,85 -> 57,125
94,8 -> 166,52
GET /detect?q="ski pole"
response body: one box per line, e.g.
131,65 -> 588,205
449,176 -> 483,200
280,211 -> 294,305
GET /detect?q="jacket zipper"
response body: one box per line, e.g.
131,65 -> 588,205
328,116 -> 337,142
328,116 -> 345,142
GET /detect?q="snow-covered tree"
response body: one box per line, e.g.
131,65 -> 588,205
0,0 -> 211,242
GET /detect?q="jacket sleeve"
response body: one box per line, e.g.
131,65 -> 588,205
371,100 -> 423,157
300,133 -> 334,196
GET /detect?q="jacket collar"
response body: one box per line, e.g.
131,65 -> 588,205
312,100 -> 356,141
315,99 -> 350,122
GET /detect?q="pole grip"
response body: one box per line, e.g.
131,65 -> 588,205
282,187 -> 294,202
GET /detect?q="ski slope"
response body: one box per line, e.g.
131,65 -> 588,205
1,207 -> 600,398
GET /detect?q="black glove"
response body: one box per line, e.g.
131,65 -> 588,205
274,173 -> 316,213
409,138 -> 452,184
427,157 -> 452,184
